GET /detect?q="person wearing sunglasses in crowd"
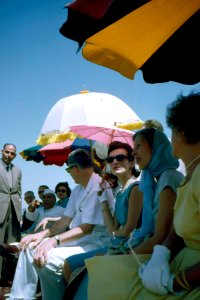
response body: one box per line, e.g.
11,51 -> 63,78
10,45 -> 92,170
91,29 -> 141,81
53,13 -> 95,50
20,185 -> 49,233
21,185 -> 49,231
55,181 -> 71,208
25,185 -> 49,216
8,149 -> 113,300
37,185 -> 49,200
71,126 -> 184,300
61,141 -> 143,291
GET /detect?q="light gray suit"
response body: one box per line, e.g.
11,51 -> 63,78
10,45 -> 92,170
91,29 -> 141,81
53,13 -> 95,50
0,159 -> 22,279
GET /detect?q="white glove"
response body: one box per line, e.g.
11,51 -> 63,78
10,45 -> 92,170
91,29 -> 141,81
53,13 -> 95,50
167,274 -> 175,293
98,182 -> 113,203
139,245 -> 170,295
98,187 -> 110,203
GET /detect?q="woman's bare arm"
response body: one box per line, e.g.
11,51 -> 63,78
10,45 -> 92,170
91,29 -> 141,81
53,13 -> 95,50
133,187 -> 176,254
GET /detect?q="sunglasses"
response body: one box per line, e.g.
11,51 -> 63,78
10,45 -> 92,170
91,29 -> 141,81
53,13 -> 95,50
57,189 -> 67,193
38,191 -> 45,194
106,154 -> 129,164
65,165 -> 77,173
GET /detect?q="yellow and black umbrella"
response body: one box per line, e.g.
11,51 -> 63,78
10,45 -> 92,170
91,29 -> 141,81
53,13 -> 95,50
60,0 -> 199,85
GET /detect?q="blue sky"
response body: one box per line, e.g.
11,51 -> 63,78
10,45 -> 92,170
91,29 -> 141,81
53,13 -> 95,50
0,0 -> 199,205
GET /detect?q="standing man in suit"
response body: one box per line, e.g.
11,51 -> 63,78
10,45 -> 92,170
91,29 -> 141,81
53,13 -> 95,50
0,143 -> 22,286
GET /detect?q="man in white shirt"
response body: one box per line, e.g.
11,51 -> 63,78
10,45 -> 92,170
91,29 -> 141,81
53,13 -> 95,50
9,149 -> 113,300
23,189 -> 65,233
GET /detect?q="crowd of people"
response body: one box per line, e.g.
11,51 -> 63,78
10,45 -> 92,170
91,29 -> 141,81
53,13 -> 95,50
0,90 -> 199,299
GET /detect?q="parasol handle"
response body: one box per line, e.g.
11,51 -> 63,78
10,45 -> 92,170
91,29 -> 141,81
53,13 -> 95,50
128,238 -> 141,266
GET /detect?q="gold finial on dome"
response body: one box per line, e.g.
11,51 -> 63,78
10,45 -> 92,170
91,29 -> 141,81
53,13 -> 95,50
80,90 -> 90,94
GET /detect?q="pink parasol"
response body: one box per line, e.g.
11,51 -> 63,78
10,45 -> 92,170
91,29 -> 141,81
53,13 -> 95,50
70,125 -> 134,147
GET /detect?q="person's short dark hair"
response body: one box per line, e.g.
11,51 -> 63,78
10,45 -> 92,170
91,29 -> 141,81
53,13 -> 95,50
142,119 -> 164,132
133,128 -> 155,149
108,141 -> 140,178
3,143 -> 17,150
38,185 -> 49,190
166,91 -> 200,144
55,182 -> 71,197
66,149 -> 93,169
108,141 -> 133,159
25,191 -> 35,196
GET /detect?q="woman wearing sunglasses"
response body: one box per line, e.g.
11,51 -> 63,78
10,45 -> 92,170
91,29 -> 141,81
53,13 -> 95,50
76,128 -> 184,300
55,181 -> 71,208
99,141 -> 143,254
62,141 -> 143,293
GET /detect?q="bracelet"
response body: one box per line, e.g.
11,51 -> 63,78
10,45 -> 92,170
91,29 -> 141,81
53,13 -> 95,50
182,270 -> 192,290
54,235 -> 61,247
97,190 -> 103,196
175,271 -> 192,291
175,272 -> 188,290
101,208 -> 109,213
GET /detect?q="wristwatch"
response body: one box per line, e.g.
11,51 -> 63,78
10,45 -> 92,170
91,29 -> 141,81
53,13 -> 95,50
54,235 -> 61,246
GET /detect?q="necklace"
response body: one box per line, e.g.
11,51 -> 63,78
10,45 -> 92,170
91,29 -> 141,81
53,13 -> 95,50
120,176 -> 136,192
186,153 -> 200,171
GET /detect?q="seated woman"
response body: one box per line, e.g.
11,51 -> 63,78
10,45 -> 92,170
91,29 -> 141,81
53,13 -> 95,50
79,93 -> 200,300
70,126 -> 184,300
137,91 -> 200,299
62,141 -> 143,284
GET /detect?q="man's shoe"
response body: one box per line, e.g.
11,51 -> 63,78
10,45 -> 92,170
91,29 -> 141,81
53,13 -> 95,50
0,286 -> 11,300
0,244 -> 19,257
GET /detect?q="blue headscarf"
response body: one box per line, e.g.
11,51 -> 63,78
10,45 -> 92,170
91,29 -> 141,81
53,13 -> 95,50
132,129 -> 179,243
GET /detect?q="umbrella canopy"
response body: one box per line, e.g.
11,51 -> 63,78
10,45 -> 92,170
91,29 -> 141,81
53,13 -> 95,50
37,91 -> 143,145
60,0 -> 148,49
67,0 -> 115,19
19,145 -> 44,163
70,125 -> 134,147
38,140 -> 72,166
39,138 -> 93,166
20,138 -> 94,166
60,0 -> 199,85
82,0 -> 199,84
